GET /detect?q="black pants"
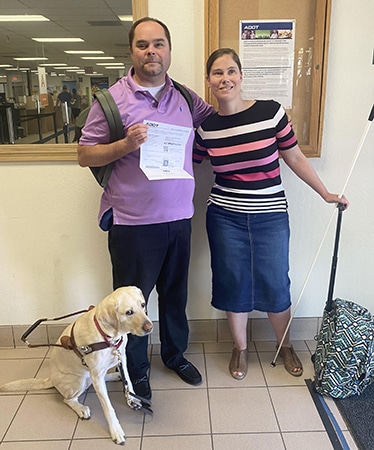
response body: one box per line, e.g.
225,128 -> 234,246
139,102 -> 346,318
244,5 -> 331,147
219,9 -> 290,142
108,219 -> 191,378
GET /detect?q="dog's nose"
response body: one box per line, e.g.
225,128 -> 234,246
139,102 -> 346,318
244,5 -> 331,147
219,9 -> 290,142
143,321 -> 153,332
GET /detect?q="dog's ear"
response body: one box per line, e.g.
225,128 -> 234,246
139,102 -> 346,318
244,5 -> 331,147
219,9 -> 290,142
94,291 -> 123,335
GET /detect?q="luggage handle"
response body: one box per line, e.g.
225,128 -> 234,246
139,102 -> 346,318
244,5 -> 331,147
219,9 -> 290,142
325,204 -> 346,312
369,104 -> 374,121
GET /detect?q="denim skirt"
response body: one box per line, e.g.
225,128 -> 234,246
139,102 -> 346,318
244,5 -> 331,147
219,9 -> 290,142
206,204 -> 291,313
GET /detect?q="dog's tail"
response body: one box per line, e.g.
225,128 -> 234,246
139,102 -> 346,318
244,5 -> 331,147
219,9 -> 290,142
0,378 -> 53,392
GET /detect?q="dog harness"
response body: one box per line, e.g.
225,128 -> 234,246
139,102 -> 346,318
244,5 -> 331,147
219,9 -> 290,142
59,315 -> 124,365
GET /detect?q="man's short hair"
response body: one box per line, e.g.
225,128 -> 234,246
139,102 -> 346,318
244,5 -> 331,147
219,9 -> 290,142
129,17 -> 172,50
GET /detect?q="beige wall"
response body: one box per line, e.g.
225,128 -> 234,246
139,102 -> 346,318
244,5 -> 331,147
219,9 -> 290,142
1,0 -> 374,326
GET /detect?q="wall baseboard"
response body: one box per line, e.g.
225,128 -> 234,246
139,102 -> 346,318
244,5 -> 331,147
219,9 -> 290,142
0,317 -> 322,349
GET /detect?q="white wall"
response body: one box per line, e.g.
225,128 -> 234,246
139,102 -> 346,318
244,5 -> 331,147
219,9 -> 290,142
1,0 -> 373,325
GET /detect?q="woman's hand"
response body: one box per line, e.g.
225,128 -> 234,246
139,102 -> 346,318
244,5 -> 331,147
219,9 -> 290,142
324,193 -> 350,210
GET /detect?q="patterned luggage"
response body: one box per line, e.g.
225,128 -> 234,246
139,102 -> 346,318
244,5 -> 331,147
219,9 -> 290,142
313,207 -> 374,398
314,298 -> 374,398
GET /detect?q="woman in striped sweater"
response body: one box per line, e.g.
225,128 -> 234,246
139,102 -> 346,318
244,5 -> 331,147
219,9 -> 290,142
194,48 -> 349,380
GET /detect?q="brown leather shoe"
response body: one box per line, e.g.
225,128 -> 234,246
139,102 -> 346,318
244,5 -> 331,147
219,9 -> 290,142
278,345 -> 303,377
229,348 -> 248,380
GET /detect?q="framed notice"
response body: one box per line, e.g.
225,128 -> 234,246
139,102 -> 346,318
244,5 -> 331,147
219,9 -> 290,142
239,20 -> 295,109
205,0 -> 332,157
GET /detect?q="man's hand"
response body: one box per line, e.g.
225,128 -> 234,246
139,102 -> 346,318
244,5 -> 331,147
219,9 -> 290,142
125,123 -> 148,152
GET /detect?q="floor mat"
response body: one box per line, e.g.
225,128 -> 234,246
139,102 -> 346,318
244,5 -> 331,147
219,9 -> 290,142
305,379 -> 349,450
334,382 -> 374,450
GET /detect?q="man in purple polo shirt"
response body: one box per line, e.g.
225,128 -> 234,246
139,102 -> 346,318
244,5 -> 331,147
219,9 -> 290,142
77,17 -> 213,401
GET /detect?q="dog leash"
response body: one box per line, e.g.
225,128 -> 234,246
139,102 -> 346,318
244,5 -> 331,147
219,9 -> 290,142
114,353 -> 153,416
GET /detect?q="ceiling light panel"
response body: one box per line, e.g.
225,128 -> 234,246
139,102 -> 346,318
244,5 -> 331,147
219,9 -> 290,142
81,56 -> 115,60
64,50 -> 104,54
32,38 -> 84,43
14,57 -> 48,61
0,15 -> 49,22
118,15 -> 133,22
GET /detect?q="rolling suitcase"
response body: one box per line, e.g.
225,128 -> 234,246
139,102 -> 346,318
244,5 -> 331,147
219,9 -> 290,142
313,205 -> 374,398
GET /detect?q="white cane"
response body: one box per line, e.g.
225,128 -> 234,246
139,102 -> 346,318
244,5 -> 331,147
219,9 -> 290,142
271,103 -> 374,367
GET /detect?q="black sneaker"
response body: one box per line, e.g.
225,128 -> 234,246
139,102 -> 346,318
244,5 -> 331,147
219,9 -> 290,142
133,375 -> 152,401
169,359 -> 202,385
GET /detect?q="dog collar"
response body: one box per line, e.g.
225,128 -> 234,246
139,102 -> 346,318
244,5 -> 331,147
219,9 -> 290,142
93,315 -> 123,350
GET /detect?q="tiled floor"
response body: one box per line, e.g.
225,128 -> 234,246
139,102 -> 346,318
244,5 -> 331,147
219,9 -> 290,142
0,341 -> 358,449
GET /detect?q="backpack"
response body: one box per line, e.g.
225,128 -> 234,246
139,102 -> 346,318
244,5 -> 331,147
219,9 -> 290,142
76,80 -> 194,188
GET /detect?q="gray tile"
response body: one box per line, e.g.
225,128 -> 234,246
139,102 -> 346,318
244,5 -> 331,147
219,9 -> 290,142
0,358 -> 44,387
185,343 -> 204,354
269,386 -> 325,432
4,393 -> 78,441
287,318 -> 319,340
209,387 -> 278,433
70,437 -> 141,450
143,389 -> 210,436
188,319 -> 217,342
0,441 -> 70,449
0,395 -> 24,441
0,347 -> 48,359
142,435 -> 212,450
70,438 -> 141,450
282,431 -> 333,449
251,318 -> 276,341
0,326 -> 14,348
217,319 -> 232,342
251,318 -> 319,342
213,433 -> 285,450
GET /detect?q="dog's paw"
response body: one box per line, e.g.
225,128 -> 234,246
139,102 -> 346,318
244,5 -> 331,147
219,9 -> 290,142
78,405 -> 91,420
105,372 -> 121,382
110,424 -> 126,445
64,398 -> 91,419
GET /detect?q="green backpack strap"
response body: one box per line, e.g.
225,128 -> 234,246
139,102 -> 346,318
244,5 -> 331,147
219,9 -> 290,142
88,89 -> 124,188
94,89 -> 124,142
172,79 -> 194,114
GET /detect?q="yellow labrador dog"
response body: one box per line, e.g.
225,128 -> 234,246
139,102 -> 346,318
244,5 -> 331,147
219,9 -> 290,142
0,286 -> 153,445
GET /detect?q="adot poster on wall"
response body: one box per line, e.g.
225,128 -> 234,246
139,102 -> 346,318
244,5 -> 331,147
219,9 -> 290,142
239,20 -> 295,109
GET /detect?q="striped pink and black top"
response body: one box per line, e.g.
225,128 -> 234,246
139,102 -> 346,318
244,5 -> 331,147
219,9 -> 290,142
194,100 -> 297,213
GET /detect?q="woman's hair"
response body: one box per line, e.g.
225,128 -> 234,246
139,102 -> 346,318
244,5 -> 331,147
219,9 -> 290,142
206,48 -> 242,76
129,17 -> 172,50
